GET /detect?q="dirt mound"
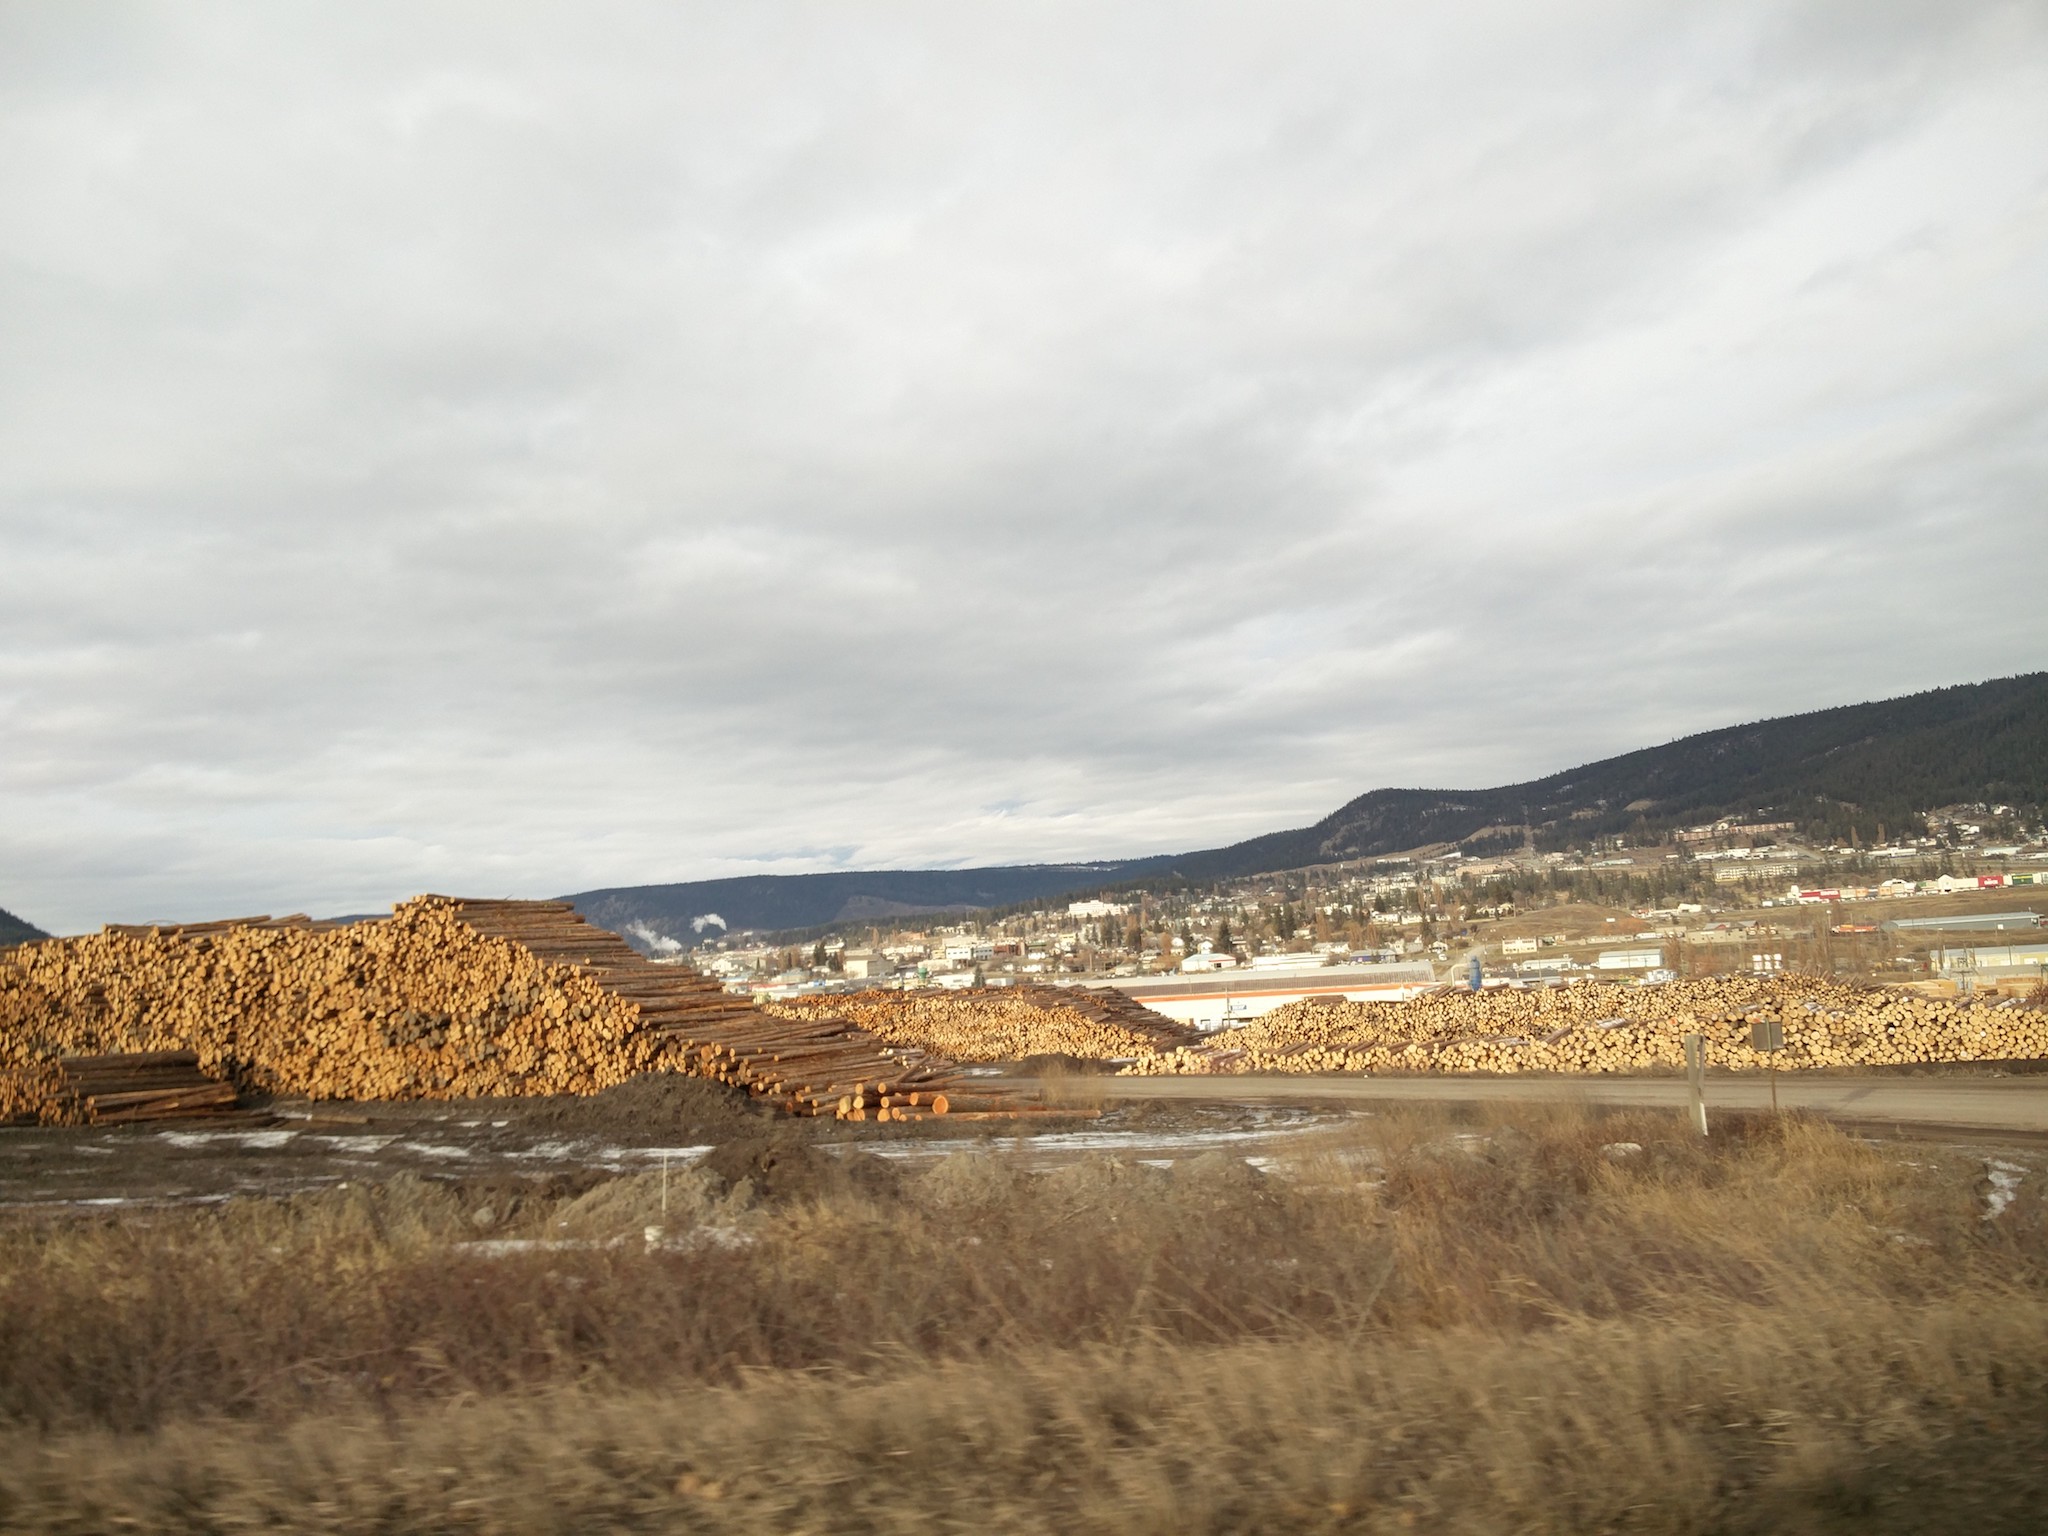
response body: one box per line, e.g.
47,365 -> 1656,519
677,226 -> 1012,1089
1040,1156 -> 1169,1208
550,1168 -> 736,1237
508,1073 -> 780,1144
698,1135 -> 902,1205
915,1152 -> 1027,1210
1171,1149 -> 1266,1201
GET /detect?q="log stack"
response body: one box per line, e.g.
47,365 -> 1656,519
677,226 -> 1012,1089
0,898 -> 1034,1124
1121,973 -> 2048,1076
766,983 -> 1190,1062
1014,983 -> 1191,1050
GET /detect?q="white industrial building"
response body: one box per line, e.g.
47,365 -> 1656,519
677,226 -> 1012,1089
1093,960 -> 1439,1031
1595,948 -> 1665,971
1936,943 -> 2048,977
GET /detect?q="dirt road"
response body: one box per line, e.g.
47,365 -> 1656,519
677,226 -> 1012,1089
1095,1073 -> 2048,1134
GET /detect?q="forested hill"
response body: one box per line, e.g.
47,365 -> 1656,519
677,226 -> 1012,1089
564,861 -> 1174,946
1169,671 -> 2048,875
0,906 -> 50,948
565,672 -> 2046,943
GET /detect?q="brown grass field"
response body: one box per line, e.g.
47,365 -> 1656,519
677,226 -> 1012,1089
0,1102 -> 2043,1532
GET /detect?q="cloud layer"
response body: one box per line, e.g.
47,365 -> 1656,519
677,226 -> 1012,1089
2,1 -> 2044,931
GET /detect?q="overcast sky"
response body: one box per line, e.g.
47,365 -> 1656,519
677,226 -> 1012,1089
2,1 -> 2044,932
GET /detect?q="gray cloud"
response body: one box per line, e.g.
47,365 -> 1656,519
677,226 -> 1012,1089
2,0 -> 2044,931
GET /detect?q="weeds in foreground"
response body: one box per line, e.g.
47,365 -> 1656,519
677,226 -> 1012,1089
0,1107 -> 2036,1432
0,1107 -> 2043,1532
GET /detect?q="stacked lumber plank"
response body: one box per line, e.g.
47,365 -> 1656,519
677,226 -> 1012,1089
1120,973 -> 2048,1076
765,983 -> 1191,1064
55,1051 -> 239,1125
0,898 -> 1033,1123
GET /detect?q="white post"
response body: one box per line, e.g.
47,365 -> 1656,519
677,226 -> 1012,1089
1684,1033 -> 1708,1137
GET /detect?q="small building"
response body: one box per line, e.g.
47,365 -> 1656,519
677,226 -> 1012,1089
841,950 -> 891,980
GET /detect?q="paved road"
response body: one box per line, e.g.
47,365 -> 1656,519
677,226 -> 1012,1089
1093,1074 -> 2048,1135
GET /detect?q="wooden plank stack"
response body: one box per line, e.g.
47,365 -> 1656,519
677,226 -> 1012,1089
0,897 -> 1036,1124
55,1050 -> 240,1125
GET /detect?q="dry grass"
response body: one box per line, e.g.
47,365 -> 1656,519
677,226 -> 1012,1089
3,1300 -> 2044,1534
0,1106 -> 2043,1530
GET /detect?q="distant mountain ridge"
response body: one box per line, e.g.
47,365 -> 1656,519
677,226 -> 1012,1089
566,861 -> 1177,947
563,672 -> 2048,944
0,906 -> 50,948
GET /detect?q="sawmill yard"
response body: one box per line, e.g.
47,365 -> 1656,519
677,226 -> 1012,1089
5,900 -> 2048,1530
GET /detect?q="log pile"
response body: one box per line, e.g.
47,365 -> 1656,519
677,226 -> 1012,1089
1121,973 -> 2048,1076
1014,983 -> 1191,1050
0,898 -> 1034,1124
765,984 -> 1190,1064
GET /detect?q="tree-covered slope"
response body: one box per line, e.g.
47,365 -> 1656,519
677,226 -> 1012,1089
0,906 -> 50,949
1172,671 -> 2048,874
566,860 -> 1174,943
567,673 -> 2047,942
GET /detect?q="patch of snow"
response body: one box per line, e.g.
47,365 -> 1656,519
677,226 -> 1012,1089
512,1139 -> 587,1161
613,1145 -> 715,1166
459,1238 -> 607,1256
304,1134 -> 399,1152
1984,1160 -> 2026,1220
668,1225 -> 755,1251
157,1128 -> 299,1150
393,1141 -> 472,1160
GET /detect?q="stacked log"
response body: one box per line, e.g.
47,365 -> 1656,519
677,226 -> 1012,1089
1014,983 -> 1190,1050
766,984 -> 1190,1063
1121,973 -> 2048,1076
0,898 -> 1033,1124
